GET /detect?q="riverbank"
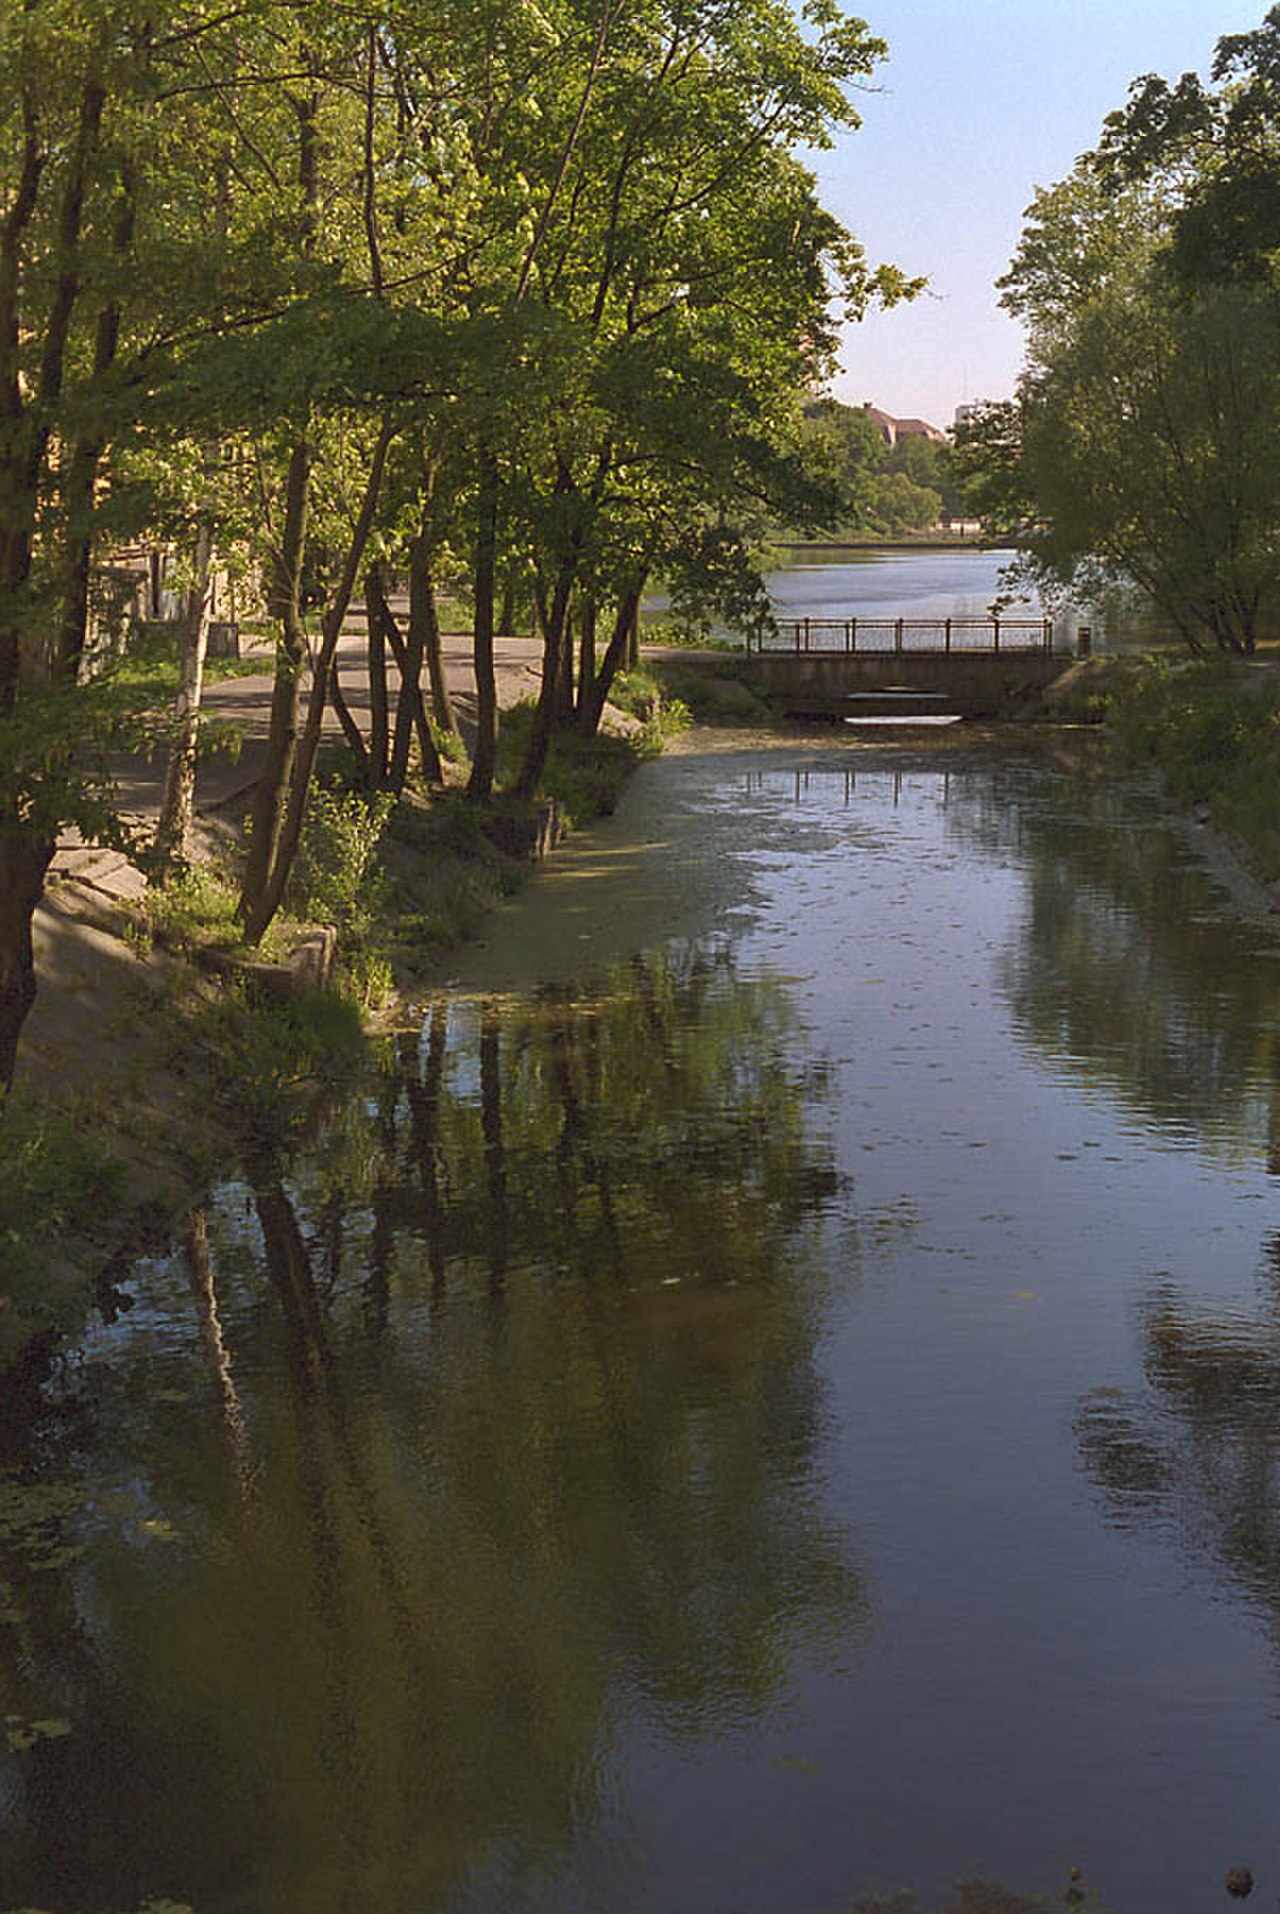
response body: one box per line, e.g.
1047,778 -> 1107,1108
6,643 -> 1278,1369
773,533 -> 985,552
0,643 -> 768,1365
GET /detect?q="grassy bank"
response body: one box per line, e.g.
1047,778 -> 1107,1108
0,671 -> 701,1365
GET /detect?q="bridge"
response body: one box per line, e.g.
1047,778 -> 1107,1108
745,616 -> 1071,719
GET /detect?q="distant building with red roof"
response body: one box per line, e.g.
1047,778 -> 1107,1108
862,404 -> 947,448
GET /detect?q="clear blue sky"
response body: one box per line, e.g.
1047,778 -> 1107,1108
814,0 -> 1259,430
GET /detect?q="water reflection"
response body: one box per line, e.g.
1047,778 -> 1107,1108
1077,1241 -> 1280,1622
0,945 -> 859,1914
735,748 -> 1280,1163
939,758 -> 1280,1157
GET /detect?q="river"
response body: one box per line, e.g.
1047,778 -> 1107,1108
5,732 -> 1280,1914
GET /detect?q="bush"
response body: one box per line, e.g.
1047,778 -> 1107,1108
185,981 -> 367,1142
1105,656 -> 1280,878
290,780 -> 396,1006
139,862 -> 241,954
293,780 -> 394,928
611,666 -> 692,748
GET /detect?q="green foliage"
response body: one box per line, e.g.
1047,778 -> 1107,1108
642,655 -> 773,727
495,698 -> 637,824
972,22 -> 1280,655
185,983 -> 366,1144
293,780 -> 393,929
291,778 -> 396,1007
610,667 -> 692,747
1105,658 -> 1280,879
0,1090 -> 126,1288
140,863 -> 242,954
796,397 -> 950,537
431,721 -> 467,766
0,0 -> 918,1069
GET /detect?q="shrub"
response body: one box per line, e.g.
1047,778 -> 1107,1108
290,780 -> 396,1006
292,780 -> 394,930
1105,656 -> 1280,879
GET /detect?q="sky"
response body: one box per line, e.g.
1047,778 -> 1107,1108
814,0 -> 1261,431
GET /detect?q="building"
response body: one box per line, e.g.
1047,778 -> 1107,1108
862,404 -> 947,449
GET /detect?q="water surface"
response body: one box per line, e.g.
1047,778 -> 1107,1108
5,739 -> 1280,1914
762,547 -> 1032,622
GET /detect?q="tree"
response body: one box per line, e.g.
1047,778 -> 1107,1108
432,0 -> 916,793
0,0 -> 239,1084
956,134 -> 1280,652
1096,6 -> 1280,295
0,0 -> 914,1071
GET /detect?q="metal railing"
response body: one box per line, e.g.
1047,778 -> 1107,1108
751,616 -> 1055,655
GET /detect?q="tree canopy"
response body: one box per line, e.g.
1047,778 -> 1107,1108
955,10 -> 1280,655
0,0 -> 915,1084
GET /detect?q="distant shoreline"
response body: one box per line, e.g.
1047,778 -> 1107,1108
775,536 -> 993,554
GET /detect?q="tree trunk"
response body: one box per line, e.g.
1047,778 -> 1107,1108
0,67 -> 111,1089
54,161 -> 135,685
575,595 -> 596,719
466,446 -> 500,801
555,589 -> 576,723
410,537 -> 459,742
0,72 -> 101,698
0,830 -> 54,1089
369,562 -> 441,788
514,559 -> 576,799
326,653 -> 369,771
577,576 -> 646,737
497,570 -> 519,636
241,420 -> 392,945
155,512 -> 216,873
624,592 -> 641,670
365,561 -> 390,784
239,436 -> 312,926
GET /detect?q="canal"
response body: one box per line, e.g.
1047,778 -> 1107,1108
5,734 -> 1280,1914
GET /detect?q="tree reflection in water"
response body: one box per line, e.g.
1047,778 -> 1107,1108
943,755 -> 1280,1157
1077,1233 -> 1280,1628
0,943 -> 862,1914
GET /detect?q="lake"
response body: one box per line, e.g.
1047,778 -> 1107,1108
4,735 -> 1280,1914
763,546 -> 1032,621
648,546 -> 1142,649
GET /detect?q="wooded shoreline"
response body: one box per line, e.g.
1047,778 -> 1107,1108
6,646 -> 1280,1379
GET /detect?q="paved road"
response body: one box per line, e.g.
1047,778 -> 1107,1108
107,627 -> 548,824
50,627 -> 548,894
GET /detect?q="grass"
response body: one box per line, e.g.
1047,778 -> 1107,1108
0,1089 -> 126,1256
493,692 -> 666,829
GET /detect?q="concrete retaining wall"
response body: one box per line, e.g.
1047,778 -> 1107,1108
749,649 -> 1069,718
